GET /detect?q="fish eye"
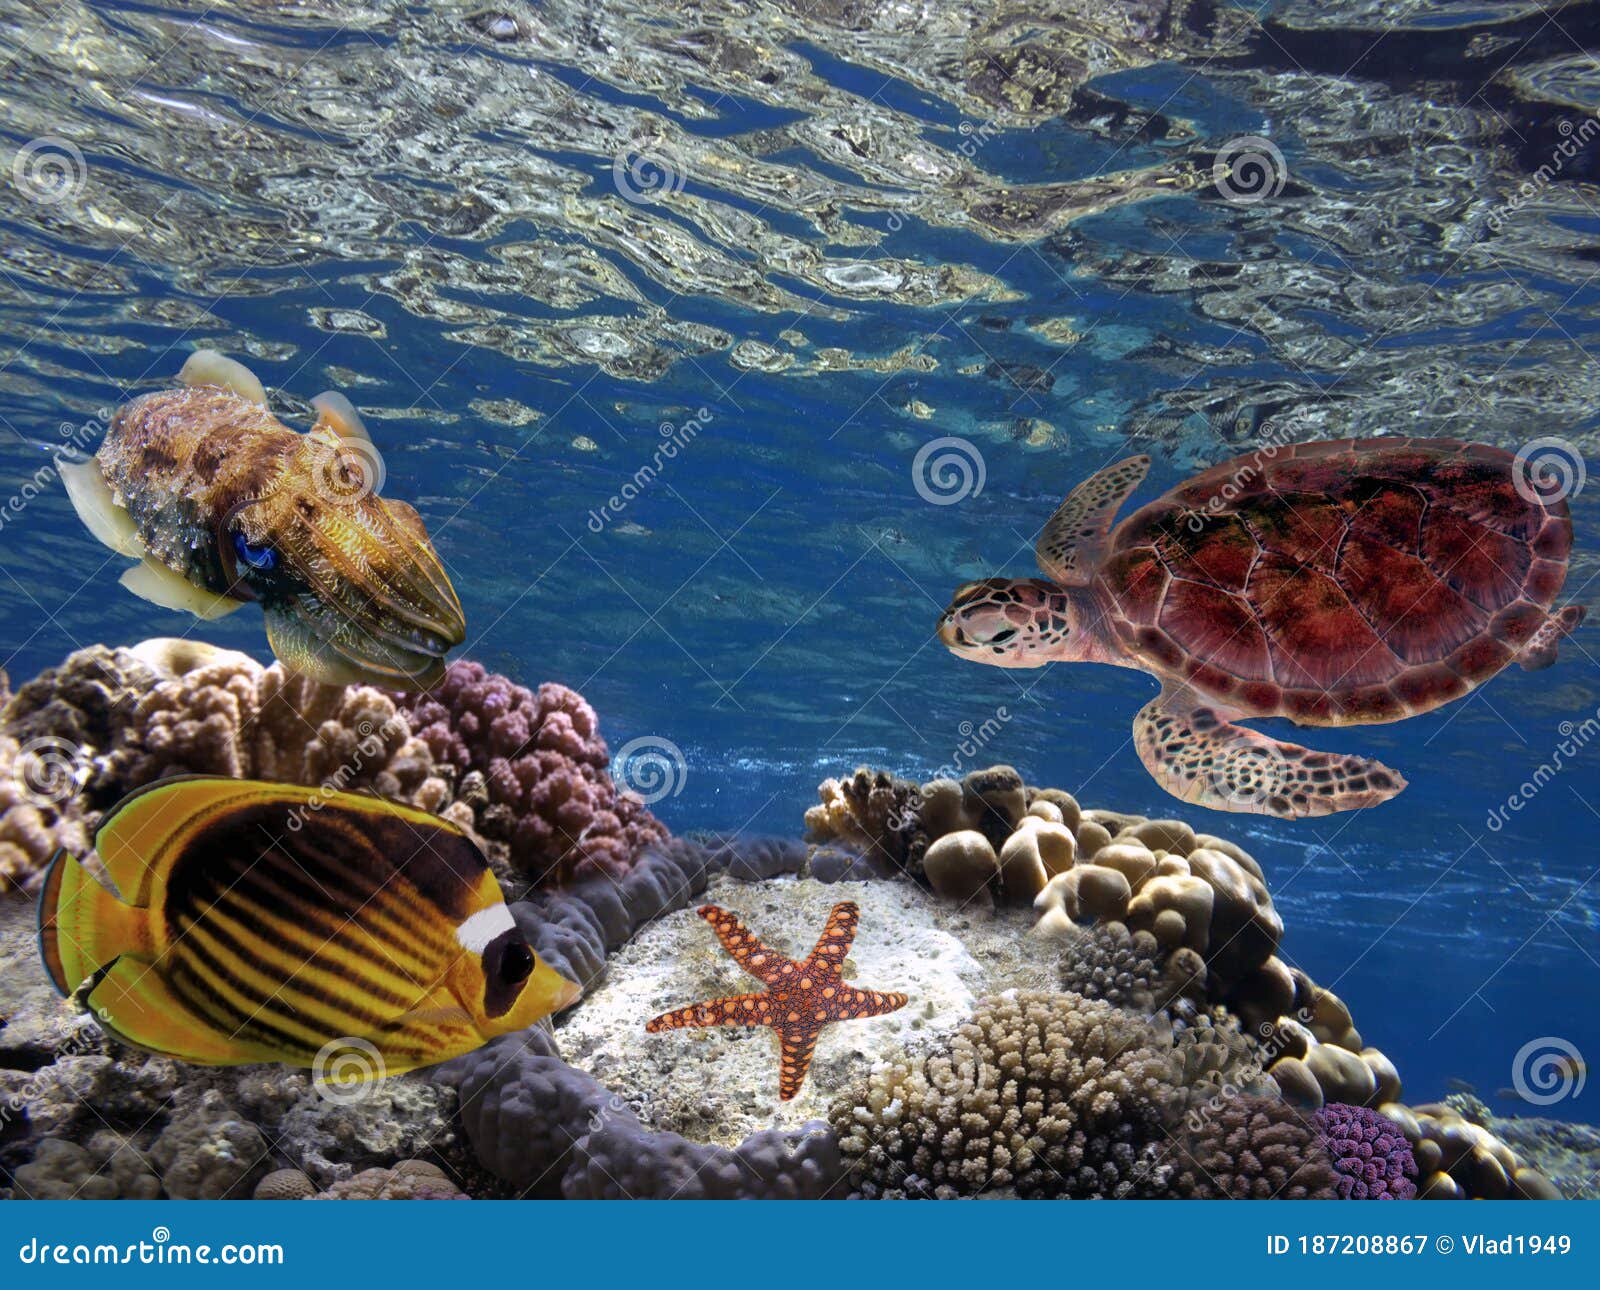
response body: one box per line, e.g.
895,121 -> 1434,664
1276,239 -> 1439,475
233,530 -> 279,572
499,941 -> 534,985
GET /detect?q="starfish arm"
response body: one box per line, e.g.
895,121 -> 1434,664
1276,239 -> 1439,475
776,1024 -> 822,1101
802,900 -> 859,970
696,905 -> 791,985
646,991 -> 773,1032
839,988 -> 908,1020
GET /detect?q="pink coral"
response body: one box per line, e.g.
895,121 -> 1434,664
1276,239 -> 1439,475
394,661 -> 666,887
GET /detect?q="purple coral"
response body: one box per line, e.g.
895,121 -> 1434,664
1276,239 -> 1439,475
1313,1103 -> 1418,1200
393,661 -> 666,886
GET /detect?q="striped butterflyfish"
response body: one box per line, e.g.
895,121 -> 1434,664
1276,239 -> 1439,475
36,776 -> 581,1081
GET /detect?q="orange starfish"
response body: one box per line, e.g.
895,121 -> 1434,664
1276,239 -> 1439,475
645,901 -> 908,1100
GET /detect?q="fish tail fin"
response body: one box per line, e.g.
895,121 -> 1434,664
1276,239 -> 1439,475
38,849 -> 138,998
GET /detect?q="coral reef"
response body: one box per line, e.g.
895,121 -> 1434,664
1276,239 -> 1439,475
312,1160 -> 467,1200
1165,1097 -> 1340,1200
393,660 -> 667,886
1313,1103 -> 1418,1200
829,989 -> 1179,1199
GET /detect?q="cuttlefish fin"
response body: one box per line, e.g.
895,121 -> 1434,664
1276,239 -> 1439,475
177,348 -> 268,405
310,390 -> 372,443
119,558 -> 242,620
85,956 -> 280,1065
58,456 -> 145,558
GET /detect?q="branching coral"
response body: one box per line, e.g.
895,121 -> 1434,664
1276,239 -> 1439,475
1313,1103 -> 1418,1199
829,989 -> 1179,1198
1164,1096 -> 1340,1199
393,661 -> 666,885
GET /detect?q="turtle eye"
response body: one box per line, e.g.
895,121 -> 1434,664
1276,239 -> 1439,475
499,941 -> 534,985
233,530 -> 278,572
988,627 -> 1017,645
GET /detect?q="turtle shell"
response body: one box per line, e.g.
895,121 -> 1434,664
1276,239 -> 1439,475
1097,438 -> 1576,724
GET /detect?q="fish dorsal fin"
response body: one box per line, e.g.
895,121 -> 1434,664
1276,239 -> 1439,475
1036,454 -> 1150,586
58,456 -> 145,558
119,557 -> 243,620
310,390 -> 373,443
178,349 -> 268,405
92,777 -> 270,908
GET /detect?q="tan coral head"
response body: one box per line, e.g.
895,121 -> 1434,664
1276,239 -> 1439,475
59,349 -> 466,691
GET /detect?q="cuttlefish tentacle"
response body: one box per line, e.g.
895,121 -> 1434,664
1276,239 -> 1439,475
60,351 -> 466,690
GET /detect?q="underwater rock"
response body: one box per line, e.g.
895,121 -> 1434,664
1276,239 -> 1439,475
148,1092 -> 270,1200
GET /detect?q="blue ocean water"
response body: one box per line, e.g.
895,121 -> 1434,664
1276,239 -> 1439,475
1,2 -> 1597,1126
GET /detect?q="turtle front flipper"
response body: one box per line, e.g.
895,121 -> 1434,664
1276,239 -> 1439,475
1132,687 -> 1407,818
1036,454 -> 1149,585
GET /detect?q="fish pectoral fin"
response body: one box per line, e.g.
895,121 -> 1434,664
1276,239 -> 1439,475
396,1003 -> 475,1029
178,349 -> 268,405
119,558 -> 242,620
84,957 -> 272,1066
58,456 -> 145,558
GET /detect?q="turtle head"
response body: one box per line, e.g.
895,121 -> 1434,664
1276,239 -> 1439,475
223,429 -> 466,691
937,578 -> 1077,668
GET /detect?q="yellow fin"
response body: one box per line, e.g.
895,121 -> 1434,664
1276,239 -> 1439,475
93,777 -> 273,908
37,848 -> 140,997
85,957 -> 280,1065
119,558 -> 242,620
310,390 -> 372,443
58,456 -> 145,558
178,348 -> 267,404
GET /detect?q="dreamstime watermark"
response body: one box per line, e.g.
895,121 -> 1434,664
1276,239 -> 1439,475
311,1036 -> 386,1104
17,1228 -> 283,1266
1207,741 -> 1291,812
1212,135 -> 1287,204
886,707 -> 1012,831
912,435 -> 985,506
1183,1008 -> 1315,1134
11,136 -> 87,205
613,134 -> 687,204
10,736 -> 90,809
0,409 -> 113,540
1485,115 -> 1600,235
586,408 -> 712,533
1510,1035 -> 1586,1106
1485,703 -> 1600,832
1185,416 -> 1296,533
284,714 -> 411,831
611,735 -> 688,805
1511,436 -> 1586,507
306,434 -> 386,505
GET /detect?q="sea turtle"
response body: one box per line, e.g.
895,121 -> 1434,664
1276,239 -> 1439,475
937,438 -> 1586,818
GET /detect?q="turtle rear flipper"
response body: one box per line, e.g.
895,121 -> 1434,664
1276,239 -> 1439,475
1517,603 -> 1585,671
1036,454 -> 1149,585
1133,687 -> 1407,819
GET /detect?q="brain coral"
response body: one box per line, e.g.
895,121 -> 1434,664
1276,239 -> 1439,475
392,660 -> 666,885
1313,1103 -> 1418,1199
829,989 -> 1179,1198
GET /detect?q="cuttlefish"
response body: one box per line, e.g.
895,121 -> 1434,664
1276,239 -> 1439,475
59,350 -> 466,690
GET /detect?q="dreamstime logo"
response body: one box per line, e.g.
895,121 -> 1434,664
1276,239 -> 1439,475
307,435 -> 386,505
1511,436 -> 1586,507
12,736 -> 89,808
611,735 -> 687,805
613,136 -> 687,205
311,1036 -> 385,1103
912,436 -> 986,506
1511,1036 -> 1586,1106
1207,742 -> 1289,812
1212,135 -> 1287,204
12,136 -> 87,205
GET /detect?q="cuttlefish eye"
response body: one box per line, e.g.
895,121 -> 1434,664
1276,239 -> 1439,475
232,530 -> 279,572
498,940 -> 534,986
